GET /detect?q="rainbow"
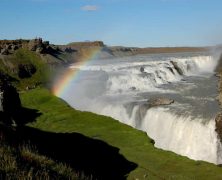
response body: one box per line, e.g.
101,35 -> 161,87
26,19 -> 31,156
52,48 -> 102,97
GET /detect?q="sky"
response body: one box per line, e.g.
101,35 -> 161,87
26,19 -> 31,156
0,0 -> 222,47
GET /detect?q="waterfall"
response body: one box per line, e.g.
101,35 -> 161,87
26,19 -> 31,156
62,53 -> 222,164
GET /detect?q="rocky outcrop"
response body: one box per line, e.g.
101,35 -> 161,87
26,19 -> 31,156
64,47 -> 77,53
140,67 -> 145,73
0,81 -> 21,126
66,41 -> 105,48
0,39 -> 28,55
215,113 -> 222,143
148,97 -> 174,107
215,54 -> 222,72
28,38 -> 50,54
170,61 -> 183,75
217,73 -> 222,106
18,64 -> 36,78
0,38 -> 60,55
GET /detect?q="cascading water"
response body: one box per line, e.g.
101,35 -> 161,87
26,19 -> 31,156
61,52 -> 222,164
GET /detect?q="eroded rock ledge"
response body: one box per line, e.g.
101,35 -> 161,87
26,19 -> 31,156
147,97 -> 174,107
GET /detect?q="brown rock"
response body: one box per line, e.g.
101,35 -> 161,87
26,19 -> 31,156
28,38 -> 43,51
216,113 -> 222,143
148,97 -> 174,107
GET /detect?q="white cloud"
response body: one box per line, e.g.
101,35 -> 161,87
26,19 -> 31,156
81,5 -> 99,11
30,0 -> 48,2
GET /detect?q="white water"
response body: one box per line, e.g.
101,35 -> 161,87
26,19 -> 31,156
61,52 -> 222,164
143,108 -> 222,163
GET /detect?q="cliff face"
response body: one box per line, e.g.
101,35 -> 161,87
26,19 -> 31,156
0,38 -> 61,57
66,41 -> 105,48
214,52 -> 222,143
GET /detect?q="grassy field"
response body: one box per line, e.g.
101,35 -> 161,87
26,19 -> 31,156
20,88 -> 222,180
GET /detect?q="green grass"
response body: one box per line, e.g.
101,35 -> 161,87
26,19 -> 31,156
0,49 -> 50,89
20,88 -> 222,180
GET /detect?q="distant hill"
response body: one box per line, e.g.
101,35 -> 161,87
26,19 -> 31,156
59,40 -> 209,60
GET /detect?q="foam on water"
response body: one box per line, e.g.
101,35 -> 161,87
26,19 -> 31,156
70,55 -> 215,94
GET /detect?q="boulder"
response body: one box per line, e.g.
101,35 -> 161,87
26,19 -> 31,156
140,66 -> 145,73
1,83 -> 21,112
148,97 -> 174,107
0,81 -> 22,125
130,86 -> 136,91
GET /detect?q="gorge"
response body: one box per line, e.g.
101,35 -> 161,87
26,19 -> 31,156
55,51 -> 222,164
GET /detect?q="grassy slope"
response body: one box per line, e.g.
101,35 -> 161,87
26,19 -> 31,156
0,136 -> 84,179
0,49 -> 49,89
20,88 -> 222,180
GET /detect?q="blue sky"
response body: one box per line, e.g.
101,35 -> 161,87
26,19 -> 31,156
0,0 -> 222,47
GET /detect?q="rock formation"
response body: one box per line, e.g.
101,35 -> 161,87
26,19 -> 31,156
66,41 -> 105,48
147,97 -> 174,107
215,51 -> 222,143
0,81 -> 22,126
0,39 -> 28,55
170,61 -> 183,75
18,64 -> 36,78
28,38 -> 55,54
215,113 -> 222,143
0,38 -> 59,55
140,66 -> 145,73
